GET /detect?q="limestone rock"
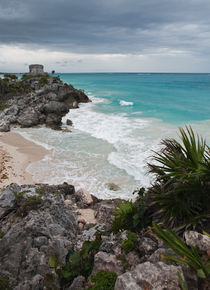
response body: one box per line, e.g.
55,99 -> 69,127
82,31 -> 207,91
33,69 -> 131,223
93,251 -> 124,276
115,261 -> 185,290
138,237 -> 158,256
43,101 -> 69,114
66,119 -> 73,126
107,183 -> 120,191
0,183 -> 78,288
75,189 -> 93,207
0,183 -> 20,218
68,275 -> 86,290
0,73 -> 91,132
46,113 -> 61,127
95,201 -> 118,229
148,248 -> 178,265
184,231 -> 210,253
74,224 -> 106,251
17,109 -> 40,127
0,119 -> 10,132
4,105 -> 19,116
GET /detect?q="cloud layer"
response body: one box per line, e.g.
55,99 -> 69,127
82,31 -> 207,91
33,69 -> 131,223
0,0 -> 210,72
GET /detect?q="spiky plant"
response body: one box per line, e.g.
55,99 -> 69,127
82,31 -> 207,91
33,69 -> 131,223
153,223 -> 210,280
148,126 -> 210,231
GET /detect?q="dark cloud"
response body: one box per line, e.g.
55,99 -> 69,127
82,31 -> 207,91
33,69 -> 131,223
0,0 -> 210,55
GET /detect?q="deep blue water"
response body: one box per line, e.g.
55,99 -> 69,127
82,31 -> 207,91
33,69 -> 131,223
58,73 -> 210,124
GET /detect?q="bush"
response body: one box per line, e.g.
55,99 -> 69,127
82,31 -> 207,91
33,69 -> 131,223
121,230 -> 137,253
0,277 -> 12,290
112,201 -> 137,233
39,76 -> 50,86
112,188 -> 152,233
148,126 -> 210,232
56,238 -> 101,287
89,271 -> 117,290
4,73 -> 18,80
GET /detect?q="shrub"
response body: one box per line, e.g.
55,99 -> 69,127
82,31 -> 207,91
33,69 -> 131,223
56,238 -> 101,287
89,271 -> 117,290
39,76 -> 50,87
148,126 -> 210,232
14,190 -> 43,217
112,201 -> 136,233
4,73 -> 18,80
0,277 -> 12,290
120,230 -> 137,253
121,239 -> 134,253
112,187 -> 152,233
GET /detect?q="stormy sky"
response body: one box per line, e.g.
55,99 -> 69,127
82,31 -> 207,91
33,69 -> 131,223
0,0 -> 210,72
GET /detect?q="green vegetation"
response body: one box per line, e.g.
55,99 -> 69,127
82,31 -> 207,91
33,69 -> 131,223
0,77 -> 31,108
116,254 -> 130,271
21,73 -> 50,87
4,73 -> 18,80
112,188 -> 152,233
0,277 -> 12,290
148,126 -> 210,232
89,271 -> 117,290
112,201 -> 136,232
121,231 -> 137,253
43,273 -> 58,290
111,127 -> 209,228
52,76 -> 61,83
153,223 -> 210,279
14,190 -> 30,201
35,186 -> 46,195
56,238 -> 101,287
14,190 -> 43,217
49,256 -> 60,268
0,103 -> 10,111
38,75 -> 50,86
178,272 -> 188,290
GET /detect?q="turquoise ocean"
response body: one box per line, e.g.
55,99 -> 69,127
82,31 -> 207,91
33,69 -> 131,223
15,73 -> 210,199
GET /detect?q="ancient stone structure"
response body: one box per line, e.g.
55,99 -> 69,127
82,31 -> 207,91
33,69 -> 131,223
29,64 -> 44,75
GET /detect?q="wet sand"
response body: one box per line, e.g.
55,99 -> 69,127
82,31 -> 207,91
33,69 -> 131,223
0,131 -> 49,193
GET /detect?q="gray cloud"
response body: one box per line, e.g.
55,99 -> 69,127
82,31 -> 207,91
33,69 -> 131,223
0,0 -> 210,56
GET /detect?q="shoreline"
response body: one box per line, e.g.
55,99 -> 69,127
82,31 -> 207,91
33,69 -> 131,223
0,131 -> 50,193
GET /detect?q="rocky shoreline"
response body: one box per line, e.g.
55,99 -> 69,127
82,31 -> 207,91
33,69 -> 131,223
0,73 -> 90,132
0,71 -> 209,289
0,183 -> 209,289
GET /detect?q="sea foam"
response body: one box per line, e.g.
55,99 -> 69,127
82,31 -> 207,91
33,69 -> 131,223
120,100 -> 134,106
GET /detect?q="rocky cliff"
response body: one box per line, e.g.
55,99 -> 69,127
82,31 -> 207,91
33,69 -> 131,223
0,183 -> 209,289
0,74 -> 90,131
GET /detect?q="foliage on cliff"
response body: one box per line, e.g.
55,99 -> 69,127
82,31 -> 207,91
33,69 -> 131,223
112,126 -> 210,234
148,126 -> 210,232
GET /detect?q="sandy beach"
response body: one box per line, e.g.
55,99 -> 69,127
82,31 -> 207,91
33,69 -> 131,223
0,131 -> 49,193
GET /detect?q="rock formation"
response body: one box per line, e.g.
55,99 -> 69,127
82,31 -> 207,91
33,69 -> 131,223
0,70 -> 91,131
0,183 -> 208,289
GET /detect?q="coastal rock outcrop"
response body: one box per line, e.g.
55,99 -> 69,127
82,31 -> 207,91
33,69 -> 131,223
0,183 -> 78,288
0,73 -> 91,130
0,182 -> 203,289
114,262 -> 185,290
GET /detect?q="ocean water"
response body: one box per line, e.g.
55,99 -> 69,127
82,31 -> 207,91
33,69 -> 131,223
15,73 -> 210,199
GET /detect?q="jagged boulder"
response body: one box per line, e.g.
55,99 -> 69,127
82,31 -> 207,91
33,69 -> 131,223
115,261 -> 185,290
17,109 -> 40,127
43,101 -> 69,114
184,231 -> 210,253
0,119 -> 10,132
0,75 -> 91,131
0,183 -> 78,289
